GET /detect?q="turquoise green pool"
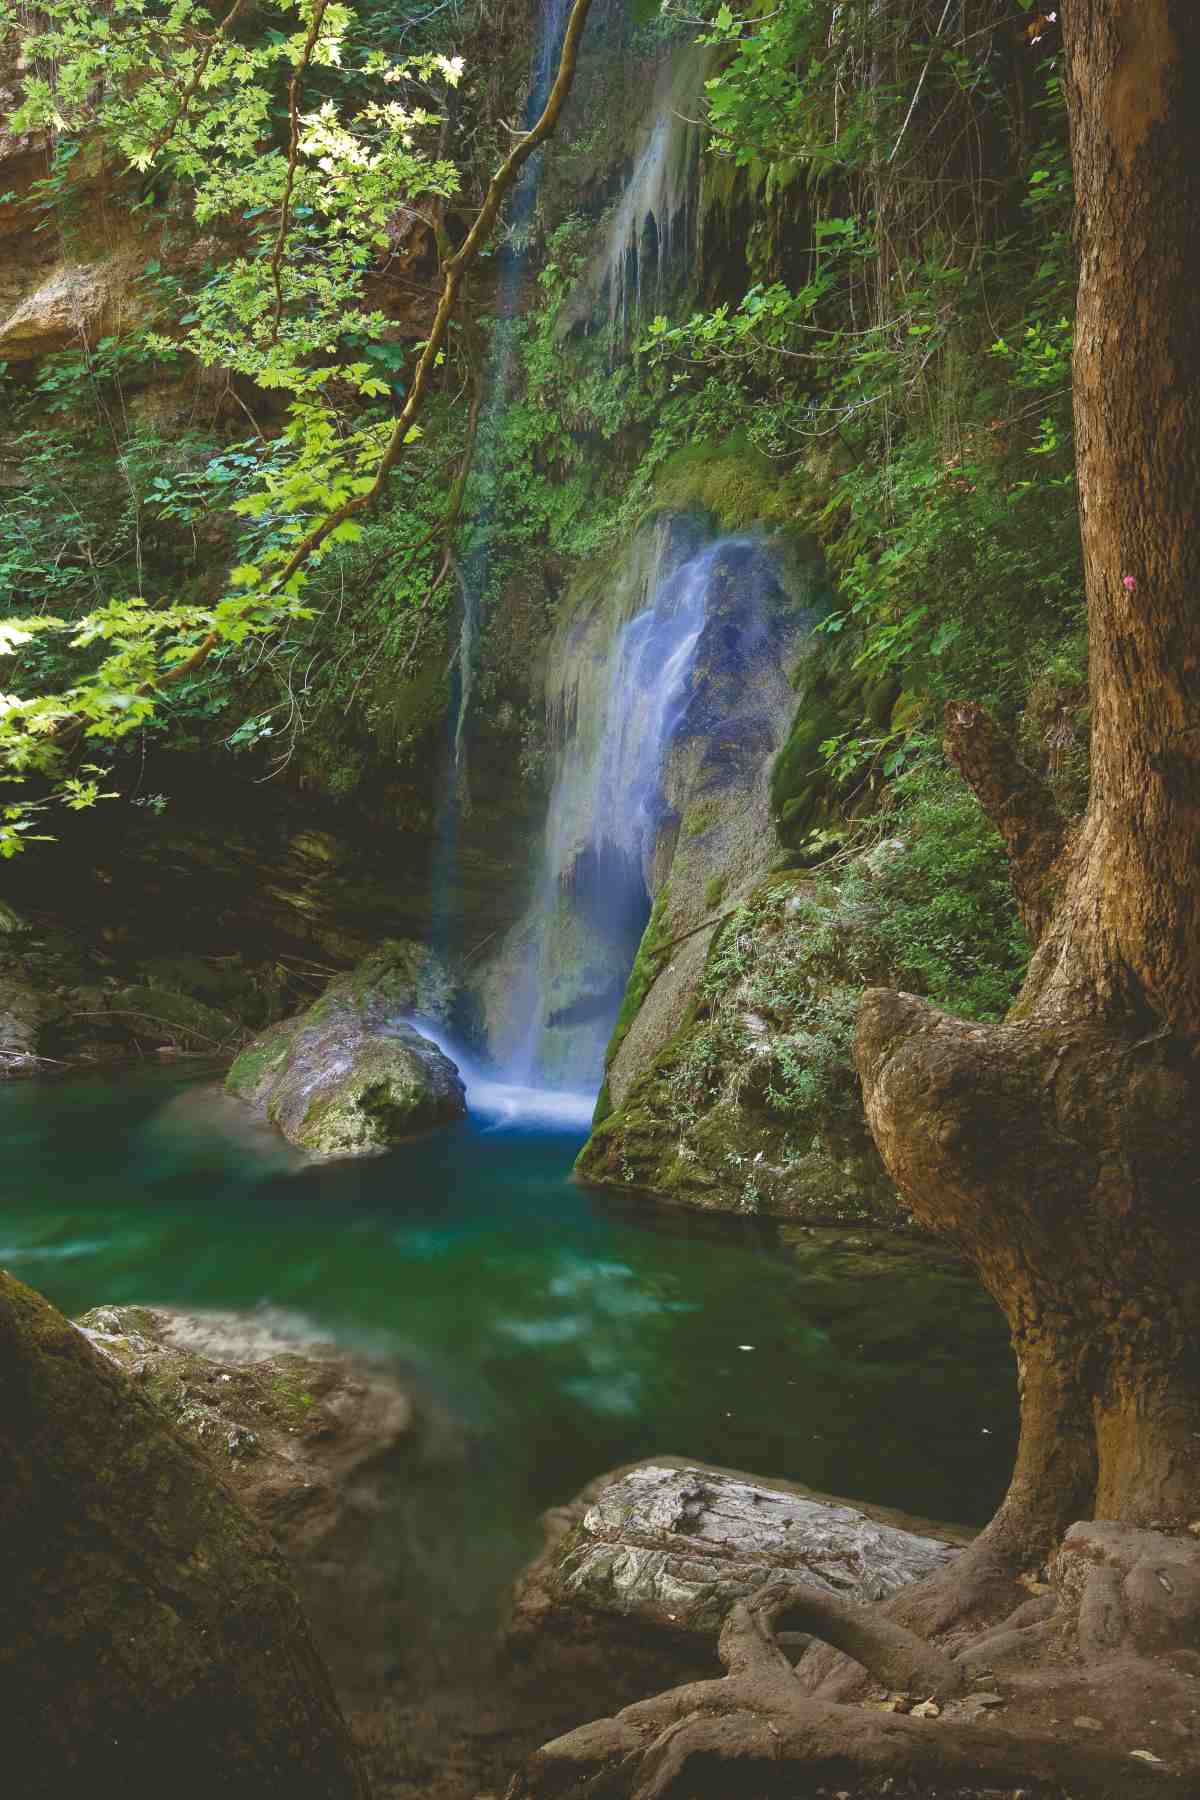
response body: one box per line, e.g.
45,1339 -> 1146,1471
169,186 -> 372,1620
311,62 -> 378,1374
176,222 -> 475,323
0,1064 -> 1016,1649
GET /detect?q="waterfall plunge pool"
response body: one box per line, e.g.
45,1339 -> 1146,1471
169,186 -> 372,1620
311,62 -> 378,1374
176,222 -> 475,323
0,1062 -> 1016,1660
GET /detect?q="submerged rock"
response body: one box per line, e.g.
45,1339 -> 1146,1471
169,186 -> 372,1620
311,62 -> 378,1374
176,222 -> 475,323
0,1273 -> 368,1800
74,1304 -> 419,1697
506,1455 -> 965,1717
227,939 -> 465,1154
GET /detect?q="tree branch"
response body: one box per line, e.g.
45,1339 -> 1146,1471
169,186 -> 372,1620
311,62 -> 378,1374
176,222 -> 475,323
270,0 -> 330,343
260,0 -> 593,598
943,698 -> 1067,942
140,0 -> 251,170
47,0 -> 594,732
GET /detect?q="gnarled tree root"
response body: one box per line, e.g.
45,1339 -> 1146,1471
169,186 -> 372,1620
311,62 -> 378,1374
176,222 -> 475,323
510,1579 -> 1190,1800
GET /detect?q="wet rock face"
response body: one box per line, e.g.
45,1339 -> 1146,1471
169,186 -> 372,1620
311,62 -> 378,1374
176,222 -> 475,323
74,1304 -> 419,1698
0,1274 -> 369,1800
0,971 -> 40,1071
227,940 -> 466,1154
0,902 -> 40,1070
0,255 -> 144,360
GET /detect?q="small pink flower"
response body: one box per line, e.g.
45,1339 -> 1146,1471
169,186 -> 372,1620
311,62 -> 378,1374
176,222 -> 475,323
1122,574 -> 1137,591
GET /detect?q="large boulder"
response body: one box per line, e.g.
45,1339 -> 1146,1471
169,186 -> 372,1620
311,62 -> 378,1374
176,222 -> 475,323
74,1304 -> 418,1698
506,1456 -> 965,1721
227,941 -> 466,1154
0,1271 -> 368,1800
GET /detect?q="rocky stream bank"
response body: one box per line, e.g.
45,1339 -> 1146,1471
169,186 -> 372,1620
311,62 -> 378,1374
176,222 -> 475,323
59,1301 -> 979,1800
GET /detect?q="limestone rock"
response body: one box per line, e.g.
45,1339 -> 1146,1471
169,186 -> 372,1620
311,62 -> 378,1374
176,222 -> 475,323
0,1272 -> 368,1800
546,1460 -> 960,1637
506,1456 -> 965,1720
227,939 -> 465,1154
0,255 -> 141,360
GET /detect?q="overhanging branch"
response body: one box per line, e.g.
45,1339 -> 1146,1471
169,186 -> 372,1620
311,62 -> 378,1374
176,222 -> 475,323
50,0 -> 596,727
943,699 -> 1067,943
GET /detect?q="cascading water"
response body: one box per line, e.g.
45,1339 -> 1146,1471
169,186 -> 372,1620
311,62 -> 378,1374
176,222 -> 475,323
483,519 -> 800,1102
515,539 -> 716,1083
430,0 -> 573,933
596,48 -> 706,340
436,35 -> 806,1117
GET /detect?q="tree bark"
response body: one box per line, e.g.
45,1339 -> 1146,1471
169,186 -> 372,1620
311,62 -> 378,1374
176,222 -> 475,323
943,699 -> 1066,940
856,0 -> 1200,1547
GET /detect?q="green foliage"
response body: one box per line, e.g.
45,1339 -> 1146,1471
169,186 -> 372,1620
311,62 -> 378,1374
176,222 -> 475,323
843,761 -> 1030,1022
0,0 -> 470,837
662,753 -> 1026,1149
644,7 -> 1080,722
463,215 -> 764,572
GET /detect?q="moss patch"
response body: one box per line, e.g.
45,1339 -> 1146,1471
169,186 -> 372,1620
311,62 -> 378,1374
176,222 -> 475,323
651,434 -> 810,537
577,872 -> 905,1225
599,886 -> 675,1085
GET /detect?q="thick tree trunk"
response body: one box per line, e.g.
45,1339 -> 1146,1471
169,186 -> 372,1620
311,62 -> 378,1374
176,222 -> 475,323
856,0 -> 1200,1551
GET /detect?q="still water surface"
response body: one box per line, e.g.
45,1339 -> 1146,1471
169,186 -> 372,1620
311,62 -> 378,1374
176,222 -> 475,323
0,1064 -> 1017,1646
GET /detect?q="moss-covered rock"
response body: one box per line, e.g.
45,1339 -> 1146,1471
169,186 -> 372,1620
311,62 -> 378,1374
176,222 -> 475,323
651,434 -> 809,536
769,651 -> 903,853
73,1304 -> 417,1698
227,939 -> 466,1155
577,872 -> 905,1225
0,1271 -> 368,1800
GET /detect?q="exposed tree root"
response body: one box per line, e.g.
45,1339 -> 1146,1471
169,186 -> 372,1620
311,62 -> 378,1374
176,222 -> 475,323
758,1580 -> 964,1703
510,1548 -> 1200,1800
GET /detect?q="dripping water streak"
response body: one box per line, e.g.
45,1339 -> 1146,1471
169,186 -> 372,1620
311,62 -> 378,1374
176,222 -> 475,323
430,0 -> 575,948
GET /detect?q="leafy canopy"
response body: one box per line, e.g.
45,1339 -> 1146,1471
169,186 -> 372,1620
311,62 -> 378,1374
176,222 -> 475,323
0,0 -> 465,846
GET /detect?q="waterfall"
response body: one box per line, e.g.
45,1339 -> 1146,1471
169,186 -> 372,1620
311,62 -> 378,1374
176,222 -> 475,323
432,0 -> 576,940
485,522 -> 792,1096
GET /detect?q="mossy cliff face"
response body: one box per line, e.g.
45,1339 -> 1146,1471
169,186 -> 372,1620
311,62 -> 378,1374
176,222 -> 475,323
578,871 -> 904,1225
578,769 -> 1025,1224
228,941 -> 466,1155
0,1271 -> 368,1800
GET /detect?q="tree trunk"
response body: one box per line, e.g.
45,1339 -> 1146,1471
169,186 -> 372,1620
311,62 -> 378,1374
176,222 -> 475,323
856,0 -> 1200,1557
